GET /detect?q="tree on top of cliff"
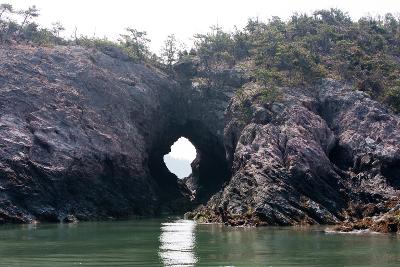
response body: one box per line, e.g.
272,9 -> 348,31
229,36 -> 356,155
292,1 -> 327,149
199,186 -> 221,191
119,28 -> 150,61
0,3 -> 12,19
0,3 -> 13,40
190,8 -> 400,113
161,34 -> 179,71
18,5 -> 39,29
0,3 -> 65,45
51,21 -> 65,38
194,25 -> 235,69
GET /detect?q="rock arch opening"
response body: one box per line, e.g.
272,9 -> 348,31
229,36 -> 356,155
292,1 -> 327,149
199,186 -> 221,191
163,137 -> 197,179
148,120 -> 231,213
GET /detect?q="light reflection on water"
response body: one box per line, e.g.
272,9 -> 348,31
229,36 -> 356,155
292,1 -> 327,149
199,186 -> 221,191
159,219 -> 198,266
0,218 -> 399,266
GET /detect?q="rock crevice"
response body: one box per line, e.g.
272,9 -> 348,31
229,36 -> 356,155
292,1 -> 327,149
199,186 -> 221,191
0,45 -> 399,231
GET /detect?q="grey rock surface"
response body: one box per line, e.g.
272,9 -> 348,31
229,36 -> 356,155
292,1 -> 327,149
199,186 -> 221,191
0,45 -> 399,228
190,80 -> 400,226
0,45 -> 184,222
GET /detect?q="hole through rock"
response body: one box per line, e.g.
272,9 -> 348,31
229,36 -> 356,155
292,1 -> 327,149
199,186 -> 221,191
163,137 -> 197,179
148,121 -> 231,212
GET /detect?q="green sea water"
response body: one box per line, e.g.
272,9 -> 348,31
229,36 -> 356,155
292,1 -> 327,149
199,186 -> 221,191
0,217 -> 399,266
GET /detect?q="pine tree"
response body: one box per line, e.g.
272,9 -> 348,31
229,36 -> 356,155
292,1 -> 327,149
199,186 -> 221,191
161,34 -> 178,71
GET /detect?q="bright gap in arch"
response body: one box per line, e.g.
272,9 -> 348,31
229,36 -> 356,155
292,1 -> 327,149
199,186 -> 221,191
163,137 -> 197,179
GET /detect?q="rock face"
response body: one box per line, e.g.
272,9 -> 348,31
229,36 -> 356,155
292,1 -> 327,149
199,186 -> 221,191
0,44 -> 399,230
0,44 -> 233,223
189,80 -> 400,229
0,44 -> 188,223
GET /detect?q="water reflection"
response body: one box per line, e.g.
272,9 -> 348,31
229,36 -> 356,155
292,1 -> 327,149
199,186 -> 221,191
159,219 -> 197,266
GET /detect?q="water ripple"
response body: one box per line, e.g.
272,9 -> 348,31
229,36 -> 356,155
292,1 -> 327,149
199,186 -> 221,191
159,219 -> 197,266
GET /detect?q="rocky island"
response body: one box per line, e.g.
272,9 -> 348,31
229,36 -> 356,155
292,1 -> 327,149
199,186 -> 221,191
0,6 -> 399,234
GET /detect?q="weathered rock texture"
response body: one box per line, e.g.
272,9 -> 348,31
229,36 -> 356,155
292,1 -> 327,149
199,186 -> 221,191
0,45 -> 399,231
0,44 -> 190,223
0,44 -> 235,223
189,80 -> 400,230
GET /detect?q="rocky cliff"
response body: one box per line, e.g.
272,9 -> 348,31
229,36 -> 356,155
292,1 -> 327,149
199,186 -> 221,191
0,44 -> 399,232
0,44 -> 190,223
189,79 -> 400,230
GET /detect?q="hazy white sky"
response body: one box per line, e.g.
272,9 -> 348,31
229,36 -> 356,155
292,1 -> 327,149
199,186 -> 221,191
166,137 -> 196,161
6,0 -> 400,52
164,137 -> 196,177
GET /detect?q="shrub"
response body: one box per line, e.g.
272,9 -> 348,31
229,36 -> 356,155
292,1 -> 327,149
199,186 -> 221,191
384,86 -> 400,113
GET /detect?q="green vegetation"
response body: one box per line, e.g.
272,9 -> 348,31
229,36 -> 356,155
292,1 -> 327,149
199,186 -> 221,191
119,28 -> 150,61
384,85 -> 400,113
235,87 -> 254,123
161,34 -> 179,71
0,4 -> 65,45
190,10 -> 400,112
1,3 -> 399,112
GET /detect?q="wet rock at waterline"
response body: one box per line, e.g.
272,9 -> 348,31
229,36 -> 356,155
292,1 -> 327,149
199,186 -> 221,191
0,44 -> 230,223
0,44 -> 187,222
1,45 -> 400,233
186,79 -> 400,232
